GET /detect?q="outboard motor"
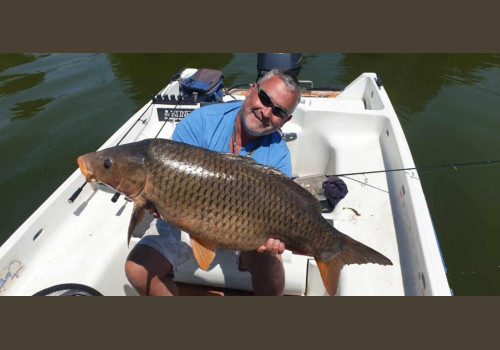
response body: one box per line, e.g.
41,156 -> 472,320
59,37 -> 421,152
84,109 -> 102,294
257,53 -> 302,80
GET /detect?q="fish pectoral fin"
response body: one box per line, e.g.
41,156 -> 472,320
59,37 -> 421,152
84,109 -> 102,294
128,199 -> 147,246
315,258 -> 343,296
190,236 -> 216,271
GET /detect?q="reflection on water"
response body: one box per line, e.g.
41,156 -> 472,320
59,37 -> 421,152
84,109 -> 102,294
0,53 -> 55,123
339,53 -> 500,125
9,97 -> 55,120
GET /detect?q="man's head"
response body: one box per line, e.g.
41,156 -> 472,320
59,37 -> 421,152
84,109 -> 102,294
239,69 -> 301,137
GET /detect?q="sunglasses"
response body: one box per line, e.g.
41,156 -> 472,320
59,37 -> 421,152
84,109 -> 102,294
256,84 -> 290,119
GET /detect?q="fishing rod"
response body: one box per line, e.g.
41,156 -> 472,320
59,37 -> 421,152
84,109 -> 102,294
68,55 -> 216,204
67,102 -> 155,204
111,56 -> 204,148
328,159 -> 500,178
111,55 -> 214,203
111,56 -> 211,202
154,54 -> 215,139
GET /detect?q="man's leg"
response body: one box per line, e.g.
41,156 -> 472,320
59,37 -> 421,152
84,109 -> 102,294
239,250 -> 285,296
125,244 -> 179,296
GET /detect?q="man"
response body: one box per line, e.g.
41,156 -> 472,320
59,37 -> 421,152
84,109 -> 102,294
125,69 -> 301,295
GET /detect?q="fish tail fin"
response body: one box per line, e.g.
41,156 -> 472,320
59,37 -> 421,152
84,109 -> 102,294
315,235 -> 392,296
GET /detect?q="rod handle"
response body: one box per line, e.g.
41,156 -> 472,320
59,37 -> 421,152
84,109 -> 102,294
111,192 -> 120,202
68,183 -> 87,204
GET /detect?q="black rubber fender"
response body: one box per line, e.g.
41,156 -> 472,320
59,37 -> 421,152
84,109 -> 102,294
32,283 -> 103,296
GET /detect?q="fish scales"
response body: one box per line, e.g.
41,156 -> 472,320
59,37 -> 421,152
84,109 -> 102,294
147,140 -> 303,250
77,138 -> 392,295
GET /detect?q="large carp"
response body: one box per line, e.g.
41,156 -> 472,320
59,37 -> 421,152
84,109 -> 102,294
77,138 -> 392,295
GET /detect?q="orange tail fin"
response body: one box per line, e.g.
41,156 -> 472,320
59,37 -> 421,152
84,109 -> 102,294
315,235 -> 392,295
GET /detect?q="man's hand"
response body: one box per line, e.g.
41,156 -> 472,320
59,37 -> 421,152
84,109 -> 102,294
257,238 -> 285,256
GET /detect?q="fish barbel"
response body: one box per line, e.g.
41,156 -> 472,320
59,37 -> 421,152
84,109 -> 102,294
77,138 -> 392,295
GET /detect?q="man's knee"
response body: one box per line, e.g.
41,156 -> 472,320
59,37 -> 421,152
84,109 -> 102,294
125,259 -> 145,293
125,244 -> 173,295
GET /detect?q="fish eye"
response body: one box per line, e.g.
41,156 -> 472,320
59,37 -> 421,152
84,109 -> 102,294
103,158 -> 113,169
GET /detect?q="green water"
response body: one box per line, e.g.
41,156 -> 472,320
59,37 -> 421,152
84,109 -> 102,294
1,53 -> 499,295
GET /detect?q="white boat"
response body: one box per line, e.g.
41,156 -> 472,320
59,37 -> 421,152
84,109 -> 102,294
0,62 -> 451,296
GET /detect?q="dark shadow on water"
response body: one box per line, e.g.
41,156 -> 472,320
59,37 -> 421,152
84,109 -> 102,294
0,73 -> 22,83
0,72 -> 46,97
9,97 -> 54,121
0,53 -> 49,73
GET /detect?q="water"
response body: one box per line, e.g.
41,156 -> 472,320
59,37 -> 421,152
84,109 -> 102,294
1,53 -> 499,295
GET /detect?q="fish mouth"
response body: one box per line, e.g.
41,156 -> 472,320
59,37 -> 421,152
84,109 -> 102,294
77,155 -> 96,182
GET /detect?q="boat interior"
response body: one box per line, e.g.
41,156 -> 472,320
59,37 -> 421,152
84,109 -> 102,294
127,75 -> 424,295
0,71 -> 447,296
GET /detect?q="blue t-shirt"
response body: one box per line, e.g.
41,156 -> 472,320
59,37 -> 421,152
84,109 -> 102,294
172,101 -> 292,177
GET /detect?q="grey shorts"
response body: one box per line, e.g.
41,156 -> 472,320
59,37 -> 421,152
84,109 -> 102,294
138,218 -> 241,269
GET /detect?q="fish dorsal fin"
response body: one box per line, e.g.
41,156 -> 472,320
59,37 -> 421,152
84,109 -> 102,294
253,164 -> 323,213
223,154 -> 288,179
253,163 -> 288,177
254,165 -> 322,213
220,152 -> 257,165
190,236 -> 216,270
224,153 -> 322,213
